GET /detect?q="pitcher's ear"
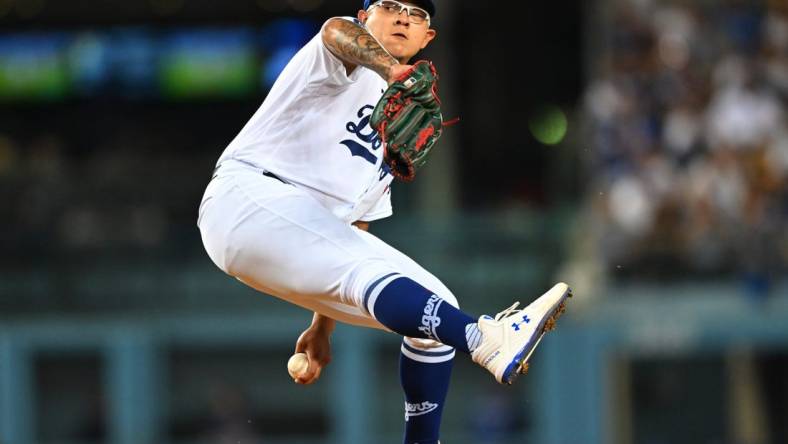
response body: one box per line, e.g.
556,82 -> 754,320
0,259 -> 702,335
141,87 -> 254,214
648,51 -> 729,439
358,10 -> 369,24
420,29 -> 437,50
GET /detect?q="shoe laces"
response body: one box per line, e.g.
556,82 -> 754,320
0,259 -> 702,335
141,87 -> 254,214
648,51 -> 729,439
494,302 -> 521,321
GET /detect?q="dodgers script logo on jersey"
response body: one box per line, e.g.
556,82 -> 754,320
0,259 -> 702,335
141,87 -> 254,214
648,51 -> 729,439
340,104 -> 392,180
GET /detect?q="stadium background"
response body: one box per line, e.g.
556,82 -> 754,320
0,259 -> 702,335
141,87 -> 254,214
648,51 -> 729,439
0,0 -> 787,443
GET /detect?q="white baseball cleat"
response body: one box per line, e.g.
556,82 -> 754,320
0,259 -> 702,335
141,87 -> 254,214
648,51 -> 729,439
471,282 -> 572,385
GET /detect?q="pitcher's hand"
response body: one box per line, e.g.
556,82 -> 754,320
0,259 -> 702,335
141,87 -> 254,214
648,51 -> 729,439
293,315 -> 334,384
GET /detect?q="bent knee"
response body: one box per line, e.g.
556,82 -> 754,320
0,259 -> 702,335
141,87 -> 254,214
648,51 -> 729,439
437,291 -> 459,310
402,337 -> 456,362
343,266 -> 461,315
341,258 -> 401,308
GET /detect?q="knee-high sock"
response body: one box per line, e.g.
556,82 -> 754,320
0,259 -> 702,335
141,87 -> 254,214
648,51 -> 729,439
399,340 -> 454,444
365,276 -> 481,354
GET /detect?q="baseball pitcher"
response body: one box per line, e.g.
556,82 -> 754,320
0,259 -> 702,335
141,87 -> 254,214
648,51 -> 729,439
197,1 -> 572,442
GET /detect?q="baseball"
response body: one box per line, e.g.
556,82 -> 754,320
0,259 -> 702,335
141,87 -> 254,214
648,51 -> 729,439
287,352 -> 309,379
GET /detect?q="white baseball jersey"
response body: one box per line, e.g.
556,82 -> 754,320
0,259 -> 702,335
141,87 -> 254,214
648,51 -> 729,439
216,17 -> 394,224
198,15 -> 458,359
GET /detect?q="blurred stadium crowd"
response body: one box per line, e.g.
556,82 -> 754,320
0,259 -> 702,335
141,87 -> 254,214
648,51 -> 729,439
0,115 -> 217,263
583,0 -> 788,287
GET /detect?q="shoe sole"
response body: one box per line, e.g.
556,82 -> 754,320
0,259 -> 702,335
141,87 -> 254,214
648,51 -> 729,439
501,285 -> 572,385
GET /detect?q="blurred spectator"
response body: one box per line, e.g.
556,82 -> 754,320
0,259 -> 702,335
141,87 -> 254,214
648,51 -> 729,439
582,0 -> 788,291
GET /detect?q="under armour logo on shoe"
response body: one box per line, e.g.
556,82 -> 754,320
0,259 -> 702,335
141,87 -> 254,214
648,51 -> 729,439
511,314 -> 531,331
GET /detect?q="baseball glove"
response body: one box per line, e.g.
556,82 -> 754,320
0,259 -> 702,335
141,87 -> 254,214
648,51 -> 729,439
371,60 -> 451,182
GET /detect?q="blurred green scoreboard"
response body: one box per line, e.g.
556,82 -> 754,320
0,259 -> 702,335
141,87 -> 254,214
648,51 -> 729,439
0,19 -> 317,102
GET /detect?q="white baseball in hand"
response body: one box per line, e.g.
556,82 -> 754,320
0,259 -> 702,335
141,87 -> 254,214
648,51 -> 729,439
287,352 -> 309,380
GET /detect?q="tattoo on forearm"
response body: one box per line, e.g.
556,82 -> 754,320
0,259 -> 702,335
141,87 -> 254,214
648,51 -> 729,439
325,19 -> 398,79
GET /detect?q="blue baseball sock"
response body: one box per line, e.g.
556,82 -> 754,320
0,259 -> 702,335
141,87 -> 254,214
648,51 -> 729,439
399,343 -> 454,444
366,276 -> 479,354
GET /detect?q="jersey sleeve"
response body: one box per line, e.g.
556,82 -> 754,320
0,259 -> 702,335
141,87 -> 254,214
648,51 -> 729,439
307,17 -> 367,88
358,185 -> 393,222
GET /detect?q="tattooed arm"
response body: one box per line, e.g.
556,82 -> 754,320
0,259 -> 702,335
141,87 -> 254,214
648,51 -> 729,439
322,18 -> 402,82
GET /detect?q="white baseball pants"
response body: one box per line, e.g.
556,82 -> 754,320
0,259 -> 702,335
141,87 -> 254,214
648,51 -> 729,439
197,160 -> 459,334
